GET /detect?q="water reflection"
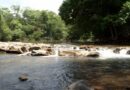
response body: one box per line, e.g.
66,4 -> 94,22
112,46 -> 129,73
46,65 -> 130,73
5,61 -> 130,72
0,55 -> 130,90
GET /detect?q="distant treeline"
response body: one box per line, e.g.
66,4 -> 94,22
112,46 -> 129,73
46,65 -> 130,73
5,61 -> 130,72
0,5 -> 68,42
1,0 -> 130,43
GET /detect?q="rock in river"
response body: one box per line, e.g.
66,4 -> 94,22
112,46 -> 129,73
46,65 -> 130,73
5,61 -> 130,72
19,74 -> 28,81
86,52 -> 100,58
31,50 -> 48,56
68,80 -> 94,90
113,48 -> 121,54
126,50 -> 130,55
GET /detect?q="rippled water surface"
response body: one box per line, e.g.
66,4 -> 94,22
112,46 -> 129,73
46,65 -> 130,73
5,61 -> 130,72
0,55 -> 130,90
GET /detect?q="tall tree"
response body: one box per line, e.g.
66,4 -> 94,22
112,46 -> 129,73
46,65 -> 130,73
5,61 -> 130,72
59,0 -> 130,42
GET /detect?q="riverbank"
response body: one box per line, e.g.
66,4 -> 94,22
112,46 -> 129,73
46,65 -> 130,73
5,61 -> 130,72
0,42 -> 130,58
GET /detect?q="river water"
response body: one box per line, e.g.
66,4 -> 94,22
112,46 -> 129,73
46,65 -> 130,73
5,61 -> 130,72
0,55 -> 130,90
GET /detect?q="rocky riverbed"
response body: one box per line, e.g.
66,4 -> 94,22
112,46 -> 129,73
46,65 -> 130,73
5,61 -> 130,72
0,56 -> 130,90
0,42 -> 130,59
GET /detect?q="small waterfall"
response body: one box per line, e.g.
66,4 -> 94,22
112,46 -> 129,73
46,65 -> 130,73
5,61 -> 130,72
120,48 -> 128,55
54,46 -> 59,56
97,47 -> 130,59
98,49 -> 116,58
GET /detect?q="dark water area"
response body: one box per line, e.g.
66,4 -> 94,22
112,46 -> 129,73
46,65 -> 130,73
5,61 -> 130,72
0,55 -> 130,90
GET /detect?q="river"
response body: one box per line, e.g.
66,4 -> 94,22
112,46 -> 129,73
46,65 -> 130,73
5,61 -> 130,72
0,55 -> 130,90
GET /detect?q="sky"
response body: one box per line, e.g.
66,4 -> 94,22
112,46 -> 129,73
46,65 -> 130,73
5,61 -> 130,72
0,0 -> 64,14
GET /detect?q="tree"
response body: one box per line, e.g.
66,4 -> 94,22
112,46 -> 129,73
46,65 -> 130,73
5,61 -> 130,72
59,0 -> 130,42
0,6 -> 68,42
0,8 -> 12,41
40,11 -> 68,40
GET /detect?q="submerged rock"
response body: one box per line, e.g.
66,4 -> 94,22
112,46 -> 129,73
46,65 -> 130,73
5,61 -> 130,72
86,52 -> 100,58
19,74 -> 28,81
68,80 -> 94,90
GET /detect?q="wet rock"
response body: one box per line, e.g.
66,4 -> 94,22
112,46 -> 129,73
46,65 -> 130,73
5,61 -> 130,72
96,48 -> 99,50
126,50 -> 130,55
73,47 -> 77,50
21,46 -> 29,53
59,50 -> 77,56
46,48 -> 53,55
79,45 -> 87,50
19,74 -> 28,81
85,47 -> 91,51
31,50 -> 48,56
80,45 -> 92,51
68,80 -> 94,90
87,52 -> 100,58
29,46 -> 41,51
113,48 -> 121,54
76,51 -> 89,56
6,46 -> 23,54
0,48 -> 6,52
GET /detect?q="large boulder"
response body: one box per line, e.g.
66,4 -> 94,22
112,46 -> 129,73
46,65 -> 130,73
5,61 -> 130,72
67,80 -> 94,90
31,50 -> 48,56
86,52 -> 100,58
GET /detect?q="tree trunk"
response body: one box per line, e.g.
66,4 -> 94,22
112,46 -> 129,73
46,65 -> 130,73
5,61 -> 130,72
110,26 -> 114,40
109,24 -> 118,41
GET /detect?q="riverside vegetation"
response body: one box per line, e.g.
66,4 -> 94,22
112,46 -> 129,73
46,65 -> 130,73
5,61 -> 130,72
1,0 -> 130,43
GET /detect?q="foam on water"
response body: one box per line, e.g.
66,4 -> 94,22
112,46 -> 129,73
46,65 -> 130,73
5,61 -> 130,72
98,48 -> 130,59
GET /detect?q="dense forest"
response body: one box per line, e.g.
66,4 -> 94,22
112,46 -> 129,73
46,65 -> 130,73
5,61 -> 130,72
1,0 -> 130,43
59,0 -> 130,43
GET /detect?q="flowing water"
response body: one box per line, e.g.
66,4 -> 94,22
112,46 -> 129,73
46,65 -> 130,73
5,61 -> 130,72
0,55 -> 130,90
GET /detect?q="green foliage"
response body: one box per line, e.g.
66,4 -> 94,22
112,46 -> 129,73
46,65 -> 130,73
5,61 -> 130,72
59,0 -> 130,42
0,10 -> 12,41
0,6 -> 68,42
12,29 -> 25,41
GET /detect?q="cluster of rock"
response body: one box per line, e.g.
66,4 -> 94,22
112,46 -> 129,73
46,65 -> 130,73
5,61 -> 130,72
0,42 -> 53,56
0,42 -> 49,55
112,47 -> 130,55
0,42 -> 100,58
1,42 -> 130,58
